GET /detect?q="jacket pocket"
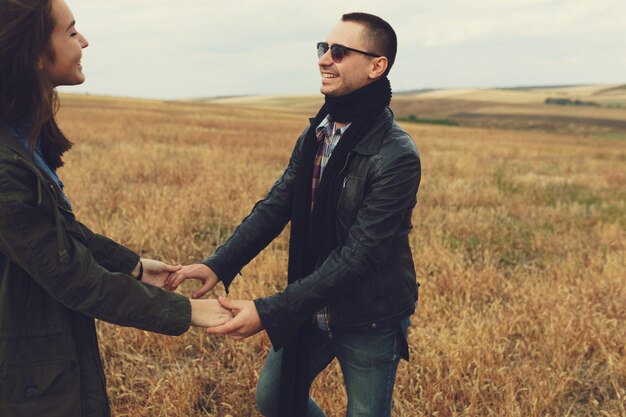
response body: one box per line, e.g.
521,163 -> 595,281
336,175 -> 363,230
0,360 -> 81,416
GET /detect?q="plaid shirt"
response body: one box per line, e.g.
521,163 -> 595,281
312,115 -> 351,331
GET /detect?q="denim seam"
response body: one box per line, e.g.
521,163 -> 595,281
381,333 -> 399,417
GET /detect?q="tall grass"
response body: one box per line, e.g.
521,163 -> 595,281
57,94 -> 626,417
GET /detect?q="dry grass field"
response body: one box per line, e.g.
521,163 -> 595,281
208,85 -> 626,139
55,92 -> 625,417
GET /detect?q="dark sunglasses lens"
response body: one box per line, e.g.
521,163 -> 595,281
317,42 -> 329,58
330,45 -> 345,63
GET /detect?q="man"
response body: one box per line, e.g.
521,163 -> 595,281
168,12 -> 421,417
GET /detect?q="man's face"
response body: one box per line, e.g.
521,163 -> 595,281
318,21 -> 378,97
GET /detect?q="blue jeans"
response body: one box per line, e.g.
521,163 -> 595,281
256,317 -> 411,417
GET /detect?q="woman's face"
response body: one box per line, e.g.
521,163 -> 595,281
40,0 -> 88,87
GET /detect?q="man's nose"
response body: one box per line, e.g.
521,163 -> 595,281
318,49 -> 333,66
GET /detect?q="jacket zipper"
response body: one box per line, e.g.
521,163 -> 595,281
325,151 -> 355,328
339,152 -> 354,189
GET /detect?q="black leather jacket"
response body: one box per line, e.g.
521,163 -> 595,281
204,108 -> 421,349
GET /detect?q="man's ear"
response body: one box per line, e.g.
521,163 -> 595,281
368,56 -> 388,79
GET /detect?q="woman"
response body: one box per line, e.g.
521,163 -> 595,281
0,1 -> 232,415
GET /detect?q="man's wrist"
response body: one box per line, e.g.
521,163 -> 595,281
202,260 -> 223,282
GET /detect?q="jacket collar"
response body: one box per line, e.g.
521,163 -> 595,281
0,124 -> 30,159
308,106 -> 393,156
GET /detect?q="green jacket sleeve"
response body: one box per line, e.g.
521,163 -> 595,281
77,222 -> 139,275
0,157 -> 190,336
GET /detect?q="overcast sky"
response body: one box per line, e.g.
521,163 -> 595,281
60,0 -> 626,100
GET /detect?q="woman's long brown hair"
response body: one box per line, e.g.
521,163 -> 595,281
0,0 -> 72,169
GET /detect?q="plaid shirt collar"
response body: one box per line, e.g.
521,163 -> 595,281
315,114 -> 351,142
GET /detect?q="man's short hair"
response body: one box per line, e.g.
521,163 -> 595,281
342,12 -> 397,77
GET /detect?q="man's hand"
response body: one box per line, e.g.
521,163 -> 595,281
138,258 -> 181,288
189,298 -> 235,328
205,297 -> 264,340
165,263 -> 219,298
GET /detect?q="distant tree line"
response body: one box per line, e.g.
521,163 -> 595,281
545,98 -> 598,107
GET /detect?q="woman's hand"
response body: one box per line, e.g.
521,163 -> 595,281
165,263 -> 220,299
138,258 -> 181,288
190,298 -> 235,328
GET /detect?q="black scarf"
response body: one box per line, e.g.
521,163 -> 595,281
279,77 -> 392,417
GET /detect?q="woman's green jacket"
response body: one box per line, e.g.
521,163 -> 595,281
0,127 -> 191,417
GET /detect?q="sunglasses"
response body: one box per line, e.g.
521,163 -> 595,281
316,42 -> 381,63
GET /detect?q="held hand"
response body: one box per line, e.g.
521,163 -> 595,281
190,298 -> 235,328
165,263 -> 219,298
139,258 -> 181,288
205,297 -> 264,340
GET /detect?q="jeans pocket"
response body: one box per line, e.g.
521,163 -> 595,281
336,326 -> 398,367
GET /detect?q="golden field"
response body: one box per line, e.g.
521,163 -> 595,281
55,91 -> 626,417
208,85 -> 626,139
